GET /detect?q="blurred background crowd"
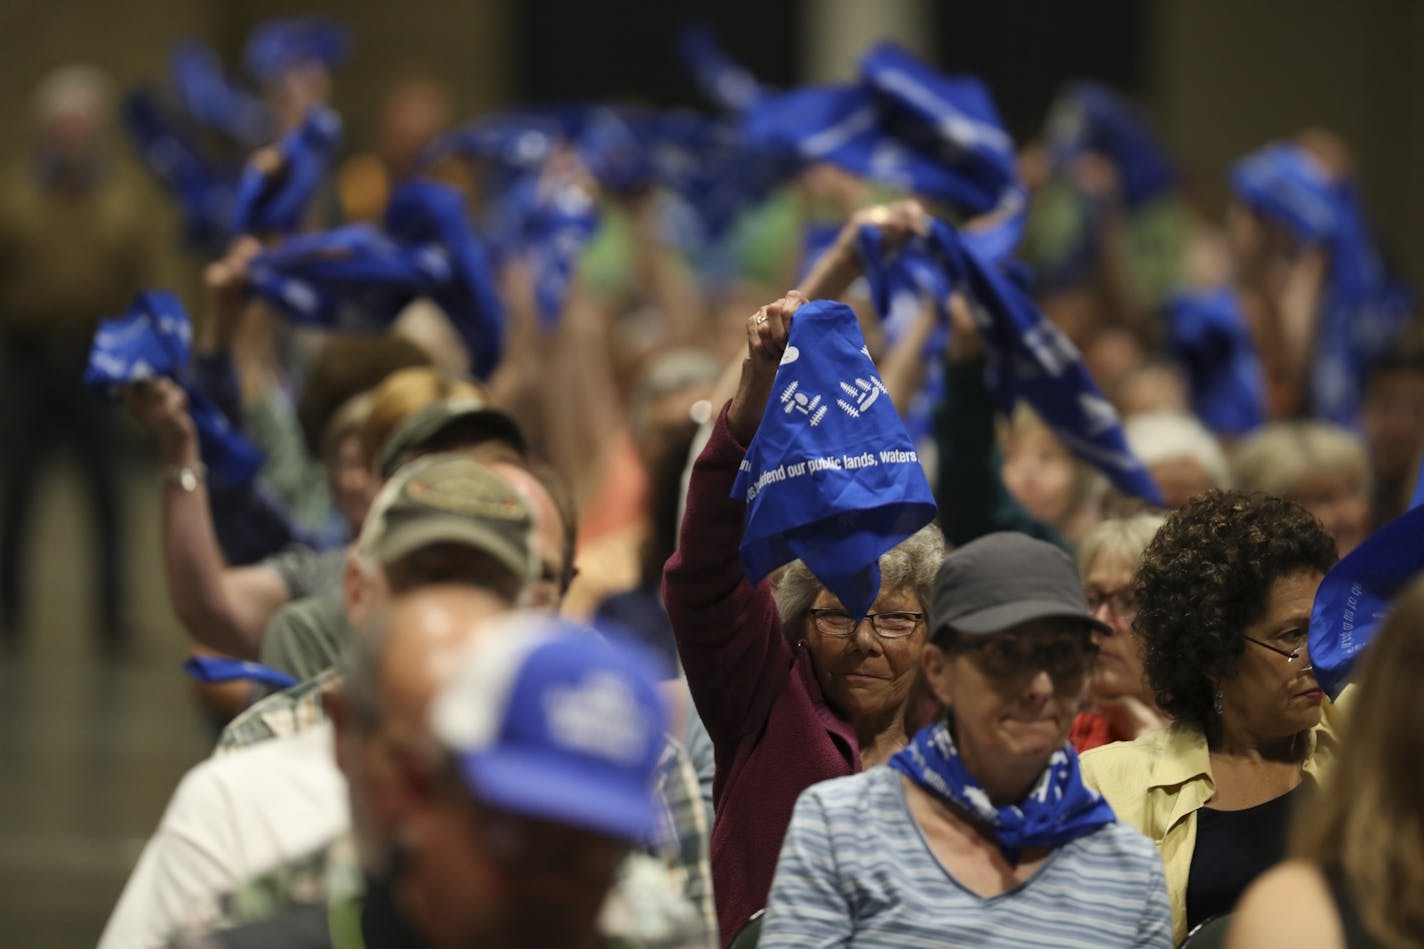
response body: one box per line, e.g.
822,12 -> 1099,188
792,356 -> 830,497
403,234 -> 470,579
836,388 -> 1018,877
3,0 -> 1424,946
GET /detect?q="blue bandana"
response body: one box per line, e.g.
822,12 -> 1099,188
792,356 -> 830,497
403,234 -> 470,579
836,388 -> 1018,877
248,183 -> 504,379
731,300 -> 937,619
888,721 -> 1116,863
169,40 -> 273,148
247,224 -> 429,332
1046,82 -> 1175,208
678,23 -> 767,112
1231,143 -> 1412,424
230,105 -> 342,236
183,655 -> 298,691
1309,501 -> 1424,700
523,179 -> 600,330
122,90 -> 237,253
742,43 -> 1023,232
385,181 -> 506,378
244,17 -> 351,86
1165,286 -> 1267,437
84,292 -> 263,485
857,218 -> 1162,504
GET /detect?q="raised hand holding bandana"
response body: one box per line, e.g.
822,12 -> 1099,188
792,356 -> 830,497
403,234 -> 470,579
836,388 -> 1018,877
1231,142 -> 1412,424
84,292 -> 263,485
1164,286 -> 1267,437
732,299 -> 937,619
230,105 -> 343,236
856,214 -> 1162,505
1309,502 -> 1424,699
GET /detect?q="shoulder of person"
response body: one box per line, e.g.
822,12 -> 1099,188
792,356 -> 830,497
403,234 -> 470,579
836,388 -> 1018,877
1079,724 -> 1177,779
1225,860 -> 1343,949
797,767 -> 899,818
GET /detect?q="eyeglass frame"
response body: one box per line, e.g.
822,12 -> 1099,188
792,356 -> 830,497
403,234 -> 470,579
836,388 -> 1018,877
807,609 -> 926,640
1243,634 -> 1305,664
1085,586 -> 1137,618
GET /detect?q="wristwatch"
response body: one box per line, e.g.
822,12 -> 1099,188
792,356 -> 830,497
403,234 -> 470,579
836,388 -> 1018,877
161,462 -> 207,493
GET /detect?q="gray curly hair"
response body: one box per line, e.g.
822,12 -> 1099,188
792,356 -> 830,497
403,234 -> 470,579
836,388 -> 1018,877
773,522 -> 948,638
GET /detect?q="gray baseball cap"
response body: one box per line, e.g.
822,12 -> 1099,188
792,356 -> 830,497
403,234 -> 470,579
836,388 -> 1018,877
363,454 -> 535,584
931,532 -> 1110,640
378,397 -> 528,479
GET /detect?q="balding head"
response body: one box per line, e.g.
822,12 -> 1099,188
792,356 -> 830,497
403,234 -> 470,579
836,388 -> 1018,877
336,583 -> 510,874
489,461 -> 573,608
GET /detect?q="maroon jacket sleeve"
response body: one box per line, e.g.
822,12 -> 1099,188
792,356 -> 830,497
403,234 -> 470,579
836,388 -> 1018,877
663,403 -> 792,749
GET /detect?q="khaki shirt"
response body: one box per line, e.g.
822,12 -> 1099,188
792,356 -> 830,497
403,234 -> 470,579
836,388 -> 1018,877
1079,691 -> 1350,945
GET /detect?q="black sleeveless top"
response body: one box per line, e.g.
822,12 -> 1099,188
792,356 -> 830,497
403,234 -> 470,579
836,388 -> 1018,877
1185,783 -> 1307,931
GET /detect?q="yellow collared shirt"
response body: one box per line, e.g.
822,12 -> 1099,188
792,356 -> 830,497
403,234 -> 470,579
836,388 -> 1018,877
1079,690 -> 1350,946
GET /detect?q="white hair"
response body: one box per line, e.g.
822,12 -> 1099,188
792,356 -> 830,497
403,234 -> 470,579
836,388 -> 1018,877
1124,411 -> 1231,489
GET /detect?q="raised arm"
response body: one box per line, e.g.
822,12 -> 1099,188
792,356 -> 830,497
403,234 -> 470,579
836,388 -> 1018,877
796,199 -> 928,303
934,294 -> 1065,549
662,292 -> 805,744
126,377 -> 290,658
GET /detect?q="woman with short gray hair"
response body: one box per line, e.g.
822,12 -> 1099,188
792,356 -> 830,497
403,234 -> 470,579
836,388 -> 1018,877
664,282 -> 948,943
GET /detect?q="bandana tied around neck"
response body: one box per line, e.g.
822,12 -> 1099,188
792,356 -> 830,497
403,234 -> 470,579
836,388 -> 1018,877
888,720 -> 1116,863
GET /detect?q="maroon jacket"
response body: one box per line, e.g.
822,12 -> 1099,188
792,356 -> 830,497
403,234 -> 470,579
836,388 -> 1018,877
663,408 -> 860,945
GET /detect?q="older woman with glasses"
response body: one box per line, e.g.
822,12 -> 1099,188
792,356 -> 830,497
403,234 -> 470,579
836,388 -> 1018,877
1072,513 -> 1170,752
664,287 -> 947,944
1080,490 -> 1343,945
760,532 -> 1172,948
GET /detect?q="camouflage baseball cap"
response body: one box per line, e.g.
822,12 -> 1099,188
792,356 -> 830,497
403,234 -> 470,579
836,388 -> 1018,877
377,397 -> 528,479
363,454 -> 536,584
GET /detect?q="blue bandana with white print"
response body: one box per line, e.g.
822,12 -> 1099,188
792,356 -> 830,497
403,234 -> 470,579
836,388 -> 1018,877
731,300 -> 937,620
888,720 -> 1116,863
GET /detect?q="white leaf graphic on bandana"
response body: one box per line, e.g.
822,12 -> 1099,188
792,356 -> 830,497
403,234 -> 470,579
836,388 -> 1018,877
780,380 -> 827,426
835,377 -> 888,419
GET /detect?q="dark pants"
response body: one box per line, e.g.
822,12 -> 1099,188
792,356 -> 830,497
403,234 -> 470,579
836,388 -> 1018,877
0,333 -> 123,643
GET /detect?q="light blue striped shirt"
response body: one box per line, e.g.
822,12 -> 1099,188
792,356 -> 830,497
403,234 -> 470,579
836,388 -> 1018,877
761,767 -> 1172,948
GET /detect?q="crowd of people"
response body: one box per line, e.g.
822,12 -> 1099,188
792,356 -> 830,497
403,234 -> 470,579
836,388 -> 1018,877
6,12 -> 1424,949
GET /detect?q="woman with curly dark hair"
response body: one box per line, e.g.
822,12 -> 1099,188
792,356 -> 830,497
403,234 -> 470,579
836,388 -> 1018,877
1080,490 -> 1344,945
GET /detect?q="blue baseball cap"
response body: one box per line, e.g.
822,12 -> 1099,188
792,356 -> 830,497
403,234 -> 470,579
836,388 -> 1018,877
429,614 -> 667,842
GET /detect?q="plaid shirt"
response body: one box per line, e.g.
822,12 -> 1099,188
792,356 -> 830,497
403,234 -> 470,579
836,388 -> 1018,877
212,673 -> 716,943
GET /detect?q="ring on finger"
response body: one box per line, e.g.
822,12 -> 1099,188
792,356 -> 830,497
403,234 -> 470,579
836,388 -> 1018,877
755,312 -> 768,325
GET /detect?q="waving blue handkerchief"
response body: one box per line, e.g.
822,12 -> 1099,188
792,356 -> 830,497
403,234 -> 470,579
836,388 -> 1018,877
1046,82 -> 1175,209
231,105 -> 342,236
731,300 -> 937,619
122,90 -> 237,253
1310,502 -> 1424,700
84,292 -> 263,485
678,23 -> 767,112
1231,142 -> 1412,424
246,224 -> 429,332
169,40 -> 273,149
385,181 -> 506,379
1165,285 -> 1266,437
244,17 -> 351,86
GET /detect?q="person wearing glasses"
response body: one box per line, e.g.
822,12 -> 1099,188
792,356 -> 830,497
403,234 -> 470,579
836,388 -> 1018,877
1073,512 -> 1170,752
1080,490 -> 1344,945
663,280 -> 947,944
760,532 -> 1172,947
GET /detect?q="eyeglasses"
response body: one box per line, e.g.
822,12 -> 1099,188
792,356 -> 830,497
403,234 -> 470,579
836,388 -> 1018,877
1085,586 -> 1137,618
951,635 -> 1099,680
1243,634 -> 1304,663
809,609 -> 925,639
